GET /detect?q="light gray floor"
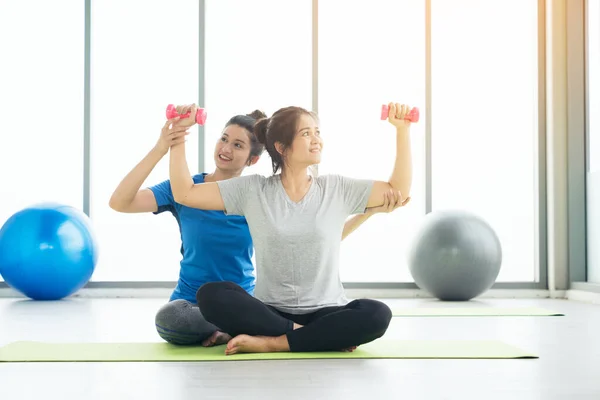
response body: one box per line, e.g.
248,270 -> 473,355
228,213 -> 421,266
0,297 -> 599,400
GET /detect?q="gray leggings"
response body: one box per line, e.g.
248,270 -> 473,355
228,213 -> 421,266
155,299 -> 219,345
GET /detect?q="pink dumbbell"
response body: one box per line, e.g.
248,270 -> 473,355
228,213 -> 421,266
380,104 -> 419,123
166,104 -> 207,126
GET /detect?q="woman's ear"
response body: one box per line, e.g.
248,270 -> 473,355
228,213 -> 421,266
247,155 -> 260,166
274,142 -> 286,156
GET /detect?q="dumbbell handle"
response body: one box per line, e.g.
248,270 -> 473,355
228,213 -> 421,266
166,104 -> 207,126
381,105 -> 419,123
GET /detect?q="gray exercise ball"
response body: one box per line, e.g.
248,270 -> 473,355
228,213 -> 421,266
407,210 -> 502,301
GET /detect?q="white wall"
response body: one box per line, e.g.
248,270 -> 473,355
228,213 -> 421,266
587,0 -> 600,283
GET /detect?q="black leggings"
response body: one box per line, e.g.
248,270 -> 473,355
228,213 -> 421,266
196,281 -> 392,352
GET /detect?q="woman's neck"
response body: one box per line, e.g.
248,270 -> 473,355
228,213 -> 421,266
280,167 -> 311,191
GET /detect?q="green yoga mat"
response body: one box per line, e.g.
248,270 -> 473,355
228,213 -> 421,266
391,307 -> 564,317
0,340 -> 536,362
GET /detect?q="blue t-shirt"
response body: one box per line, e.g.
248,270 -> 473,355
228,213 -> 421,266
148,173 -> 255,303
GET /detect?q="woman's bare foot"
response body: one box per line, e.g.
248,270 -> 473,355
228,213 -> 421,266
201,330 -> 232,347
341,346 -> 357,352
225,334 -> 290,355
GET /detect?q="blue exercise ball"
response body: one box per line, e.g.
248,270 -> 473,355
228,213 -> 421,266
0,203 -> 98,300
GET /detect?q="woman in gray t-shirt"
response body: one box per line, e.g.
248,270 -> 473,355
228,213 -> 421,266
169,102 -> 414,354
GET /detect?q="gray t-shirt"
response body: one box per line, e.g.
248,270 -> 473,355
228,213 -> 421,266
216,174 -> 374,314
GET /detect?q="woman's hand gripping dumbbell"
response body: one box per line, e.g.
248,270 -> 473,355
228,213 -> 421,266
166,104 -> 207,127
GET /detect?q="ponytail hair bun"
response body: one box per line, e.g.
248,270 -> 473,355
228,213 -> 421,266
246,109 -> 267,120
254,117 -> 269,145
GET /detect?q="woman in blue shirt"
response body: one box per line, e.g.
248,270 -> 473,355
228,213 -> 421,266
109,109 -> 403,347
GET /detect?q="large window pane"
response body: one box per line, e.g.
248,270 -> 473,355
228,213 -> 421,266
431,0 -> 538,282
204,0 -> 312,177
90,0 -> 199,281
319,0 -> 426,282
0,1 -> 84,282
586,0 -> 600,283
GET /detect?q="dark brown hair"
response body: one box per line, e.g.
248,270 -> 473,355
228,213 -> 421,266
254,106 -> 316,174
225,110 -> 267,159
